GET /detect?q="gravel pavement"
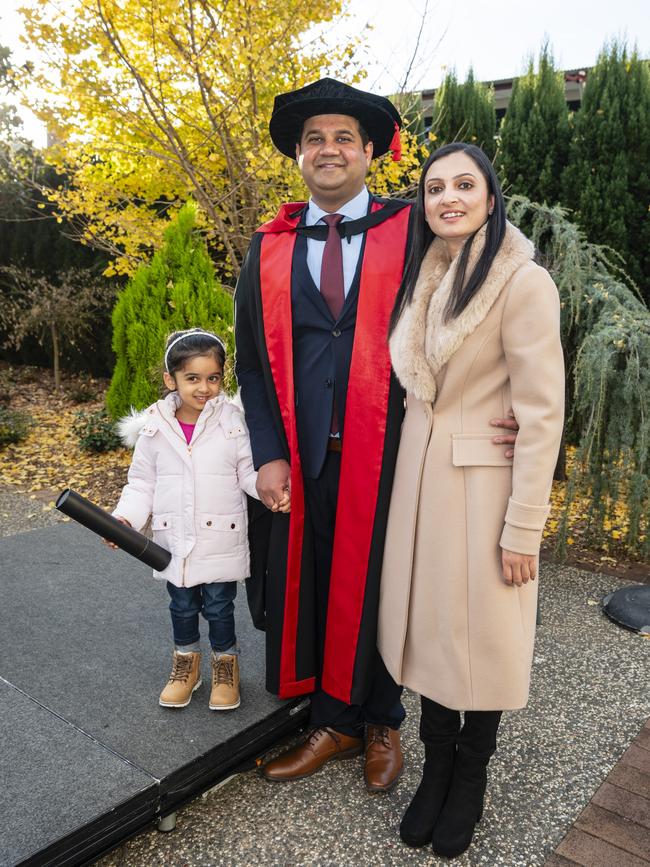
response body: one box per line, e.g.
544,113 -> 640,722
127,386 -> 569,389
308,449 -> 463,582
0,485 -> 67,538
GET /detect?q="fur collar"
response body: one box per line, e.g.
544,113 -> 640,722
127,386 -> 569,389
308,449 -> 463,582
116,407 -> 151,448
116,392 -> 228,448
390,221 -> 534,402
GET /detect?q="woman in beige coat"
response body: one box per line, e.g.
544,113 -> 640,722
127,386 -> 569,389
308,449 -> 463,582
378,142 -> 564,858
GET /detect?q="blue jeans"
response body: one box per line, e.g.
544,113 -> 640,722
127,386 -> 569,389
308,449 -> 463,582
166,581 -> 237,652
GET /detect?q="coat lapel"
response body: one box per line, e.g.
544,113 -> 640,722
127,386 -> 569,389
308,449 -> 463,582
390,222 -> 534,402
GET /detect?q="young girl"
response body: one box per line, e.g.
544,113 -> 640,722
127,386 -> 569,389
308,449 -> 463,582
110,328 -> 284,710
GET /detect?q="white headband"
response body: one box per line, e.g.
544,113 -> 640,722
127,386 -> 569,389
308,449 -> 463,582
164,331 -> 226,372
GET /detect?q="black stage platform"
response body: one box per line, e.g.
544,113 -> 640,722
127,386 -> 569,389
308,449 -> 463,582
0,523 -> 307,866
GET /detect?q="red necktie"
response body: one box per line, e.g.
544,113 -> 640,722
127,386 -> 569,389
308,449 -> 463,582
320,213 -> 345,435
320,213 -> 345,319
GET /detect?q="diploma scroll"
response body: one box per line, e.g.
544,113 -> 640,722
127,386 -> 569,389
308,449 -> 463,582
56,488 -> 172,571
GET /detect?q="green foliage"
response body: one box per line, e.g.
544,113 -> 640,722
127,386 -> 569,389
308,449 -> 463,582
0,265 -> 115,389
562,42 -> 650,295
0,165 -> 105,274
508,195 -> 650,558
0,41 -> 26,152
0,137 -> 114,375
106,201 -> 234,419
72,409 -> 121,452
430,68 -> 496,157
497,43 -> 571,203
68,385 -> 97,404
0,406 -> 32,447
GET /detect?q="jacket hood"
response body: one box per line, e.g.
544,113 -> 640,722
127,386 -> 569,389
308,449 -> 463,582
116,407 -> 150,448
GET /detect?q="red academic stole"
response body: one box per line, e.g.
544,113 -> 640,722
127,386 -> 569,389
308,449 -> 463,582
258,200 -> 409,702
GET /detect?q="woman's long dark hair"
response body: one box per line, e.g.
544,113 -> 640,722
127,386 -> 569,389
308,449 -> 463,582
390,142 -> 506,334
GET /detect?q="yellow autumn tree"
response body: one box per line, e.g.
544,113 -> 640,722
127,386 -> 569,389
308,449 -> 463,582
20,0 -> 423,280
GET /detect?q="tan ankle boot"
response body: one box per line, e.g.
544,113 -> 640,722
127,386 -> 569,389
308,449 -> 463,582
159,651 -> 202,707
209,653 -> 240,710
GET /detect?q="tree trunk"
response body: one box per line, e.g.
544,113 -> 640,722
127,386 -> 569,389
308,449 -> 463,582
51,324 -> 61,390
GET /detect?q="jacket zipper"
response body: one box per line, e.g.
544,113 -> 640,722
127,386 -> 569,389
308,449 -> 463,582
186,405 -> 215,452
155,402 -> 217,588
156,403 -> 216,452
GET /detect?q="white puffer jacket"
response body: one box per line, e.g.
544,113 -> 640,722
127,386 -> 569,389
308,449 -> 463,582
113,392 -> 259,587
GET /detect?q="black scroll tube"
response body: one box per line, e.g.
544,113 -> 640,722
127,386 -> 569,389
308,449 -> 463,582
56,488 -> 172,571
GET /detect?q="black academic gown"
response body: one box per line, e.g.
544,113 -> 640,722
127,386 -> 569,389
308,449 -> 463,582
235,195 -> 413,706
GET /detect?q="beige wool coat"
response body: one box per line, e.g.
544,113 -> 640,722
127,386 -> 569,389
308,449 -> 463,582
378,222 -> 564,710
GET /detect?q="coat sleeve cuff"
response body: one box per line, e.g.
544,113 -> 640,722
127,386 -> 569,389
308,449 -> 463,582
499,498 -> 550,555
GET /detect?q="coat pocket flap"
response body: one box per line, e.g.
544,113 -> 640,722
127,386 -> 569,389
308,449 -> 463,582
452,434 -> 513,467
199,514 -> 242,531
151,513 -> 173,530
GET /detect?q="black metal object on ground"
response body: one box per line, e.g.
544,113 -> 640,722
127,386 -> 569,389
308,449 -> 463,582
602,584 -> 650,634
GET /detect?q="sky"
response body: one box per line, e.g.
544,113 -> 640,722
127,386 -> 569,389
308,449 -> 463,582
1,0 -> 648,147
345,0 -> 649,93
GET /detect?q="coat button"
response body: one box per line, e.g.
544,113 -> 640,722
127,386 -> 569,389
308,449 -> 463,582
230,523 -> 236,529
207,520 -> 212,526
325,378 -> 332,388
163,521 -> 167,527
332,329 -> 341,338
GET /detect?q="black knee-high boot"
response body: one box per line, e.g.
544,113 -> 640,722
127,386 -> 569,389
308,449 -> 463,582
399,697 -> 460,848
431,709 -> 502,858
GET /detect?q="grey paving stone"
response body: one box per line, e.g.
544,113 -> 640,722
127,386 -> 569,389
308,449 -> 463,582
0,522 -> 287,779
0,680 -> 155,866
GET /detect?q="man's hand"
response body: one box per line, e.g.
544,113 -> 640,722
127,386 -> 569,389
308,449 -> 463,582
490,408 -> 519,459
501,549 -> 536,586
256,459 -> 291,512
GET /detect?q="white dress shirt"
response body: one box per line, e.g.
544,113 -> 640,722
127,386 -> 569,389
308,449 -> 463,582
305,186 -> 370,297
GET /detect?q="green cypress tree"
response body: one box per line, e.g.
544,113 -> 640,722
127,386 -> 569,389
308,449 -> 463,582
431,68 -> 496,157
497,43 -> 571,203
562,42 -> 650,295
106,202 -> 234,419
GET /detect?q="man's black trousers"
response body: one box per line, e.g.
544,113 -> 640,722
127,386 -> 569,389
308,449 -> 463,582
303,450 -> 405,737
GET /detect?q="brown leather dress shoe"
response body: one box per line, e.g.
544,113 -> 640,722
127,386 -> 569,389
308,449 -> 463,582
262,727 -> 363,781
364,724 -> 403,792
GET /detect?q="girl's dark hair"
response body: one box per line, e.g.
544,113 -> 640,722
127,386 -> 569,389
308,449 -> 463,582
390,142 -> 506,333
164,328 -> 226,376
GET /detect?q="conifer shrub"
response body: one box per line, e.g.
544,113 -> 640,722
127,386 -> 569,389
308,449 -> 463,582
0,407 -> 33,447
430,68 -> 496,157
106,202 -> 234,419
508,195 -> 650,558
561,42 -> 650,294
497,43 -> 571,204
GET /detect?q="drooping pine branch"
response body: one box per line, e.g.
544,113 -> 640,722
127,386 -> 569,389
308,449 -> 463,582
508,196 -> 650,558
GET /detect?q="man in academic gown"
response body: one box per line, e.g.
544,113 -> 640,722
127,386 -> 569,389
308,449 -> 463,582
235,78 -> 518,789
